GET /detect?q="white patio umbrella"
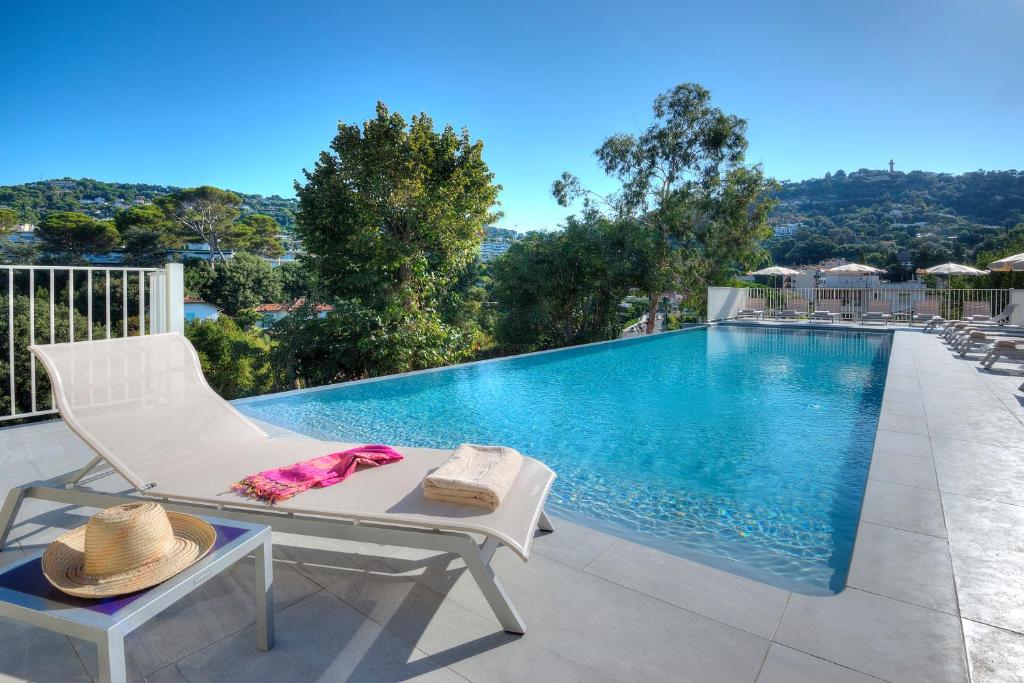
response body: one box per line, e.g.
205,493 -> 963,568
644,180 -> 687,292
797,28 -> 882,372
825,262 -> 886,274
750,266 -> 801,276
988,252 -> 1024,272
925,263 -> 989,276
749,265 -> 801,289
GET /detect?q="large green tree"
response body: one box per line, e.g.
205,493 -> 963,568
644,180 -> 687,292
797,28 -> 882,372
114,204 -> 176,266
293,102 -> 500,376
157,186 -> 245,261
37,211 -> 120,261
554,83 -> 776,330
491,212 -> 654,352
203,253 -> 283,315
238,214 -> 285,258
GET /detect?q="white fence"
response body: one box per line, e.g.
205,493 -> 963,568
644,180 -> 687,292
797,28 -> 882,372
0,263 -> 183,422
707,286 -> 1021,324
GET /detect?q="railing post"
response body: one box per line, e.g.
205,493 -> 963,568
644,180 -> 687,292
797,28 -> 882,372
164,263 -> 184,335
148,270 -> 167,334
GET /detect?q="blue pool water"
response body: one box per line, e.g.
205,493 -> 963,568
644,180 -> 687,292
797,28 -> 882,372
238,325 -> 891,594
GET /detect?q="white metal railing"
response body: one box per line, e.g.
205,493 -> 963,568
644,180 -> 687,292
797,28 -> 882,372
708,287 -> 1016,324
0,263 -> 183,422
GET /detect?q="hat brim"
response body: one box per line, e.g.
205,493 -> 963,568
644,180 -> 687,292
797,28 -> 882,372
42,511 -> 216,598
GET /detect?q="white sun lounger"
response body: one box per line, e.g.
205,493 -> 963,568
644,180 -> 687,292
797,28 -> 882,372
0,334 -> 556,634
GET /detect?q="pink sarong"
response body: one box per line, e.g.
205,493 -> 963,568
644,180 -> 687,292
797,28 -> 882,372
232,444 -> 404,504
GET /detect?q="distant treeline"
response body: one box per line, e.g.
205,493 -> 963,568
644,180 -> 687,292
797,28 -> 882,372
767,169 -> 1024,273
0,178 -> 297,230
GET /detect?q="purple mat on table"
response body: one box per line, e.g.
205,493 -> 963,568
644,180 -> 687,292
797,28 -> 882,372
0,524 -> 247,615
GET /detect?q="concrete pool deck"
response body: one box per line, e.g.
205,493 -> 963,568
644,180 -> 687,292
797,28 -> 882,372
0,328 -> 1021,681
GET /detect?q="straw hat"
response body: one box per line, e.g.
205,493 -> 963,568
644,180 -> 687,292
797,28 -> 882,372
42,502 -> 215,598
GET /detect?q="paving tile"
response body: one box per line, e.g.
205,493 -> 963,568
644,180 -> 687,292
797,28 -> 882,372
867,450 -> 938,489
72,554 -> 322,679
380,548 -> 770,682
859,480 -> 947,537
0,620 -> 91,682
962,619 -> 1024,683
879,399 -> 926,418
584,538 -> 790,638
924,407 -> 1024,447
873,429 -> 932,458
847,522 -> 958,613
774,588 -> 968,683
527,515 -> 615,570
143,662 -> 193,683
321,561 -> 617,682
756,643 -> 880,683
943,493 -> 1024,633
931,437 -> 1024,506
882,388 -> 924,405
877,413 -> 930,435
174,591 -> 460,682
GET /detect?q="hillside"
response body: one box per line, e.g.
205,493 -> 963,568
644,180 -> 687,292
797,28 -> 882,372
768,169 -> 1024,272
0,178 -> 298,229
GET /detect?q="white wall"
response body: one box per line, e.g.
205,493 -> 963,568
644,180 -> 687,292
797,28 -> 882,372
707,287 -> 748,321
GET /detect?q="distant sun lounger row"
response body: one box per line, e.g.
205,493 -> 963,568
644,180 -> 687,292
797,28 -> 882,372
926,303 -> 1024,389
736,297 -> 1010,328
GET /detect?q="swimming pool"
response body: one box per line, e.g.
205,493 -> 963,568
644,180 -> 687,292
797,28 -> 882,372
237,325 -> 891,594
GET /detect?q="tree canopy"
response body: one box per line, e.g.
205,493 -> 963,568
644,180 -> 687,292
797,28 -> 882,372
491,212 -> 654,352
36,211 -> 120,260
156,186 -> 245,261
555,83 -> 776,330
293,101 -> 500,378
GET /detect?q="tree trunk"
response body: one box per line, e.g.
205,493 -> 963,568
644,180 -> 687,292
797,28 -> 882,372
645,293 -> 658,334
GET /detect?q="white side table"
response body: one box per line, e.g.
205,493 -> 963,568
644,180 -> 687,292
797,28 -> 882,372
0,516 -> 273,683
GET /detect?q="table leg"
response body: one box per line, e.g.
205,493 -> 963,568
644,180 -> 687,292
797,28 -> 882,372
255,537 -> 274,651
98,632 -> 126,683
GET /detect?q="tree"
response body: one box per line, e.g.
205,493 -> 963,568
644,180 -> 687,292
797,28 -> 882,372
277,260 -> 317,301
554,83 -> 776,332
185,316 -> 280,399
114,205 -> 176,266
0,207 -> 17,235
157,186 -> 244,261
491,212 -> 654,352
37,211 -> 119,261
238,214 -> 285,258
293,101 -> 500,375
203,253 -> 283,315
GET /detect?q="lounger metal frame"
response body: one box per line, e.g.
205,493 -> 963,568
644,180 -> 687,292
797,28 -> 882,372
0,468 -> 554,635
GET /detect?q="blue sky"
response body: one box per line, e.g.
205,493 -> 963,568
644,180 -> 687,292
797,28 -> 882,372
1,0 -> 1021,230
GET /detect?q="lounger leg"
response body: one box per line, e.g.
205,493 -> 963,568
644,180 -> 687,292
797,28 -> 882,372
537,510 -> 555,532
457,538 -> 526,634
0,486 -> 26,550
254,535 -> 275,651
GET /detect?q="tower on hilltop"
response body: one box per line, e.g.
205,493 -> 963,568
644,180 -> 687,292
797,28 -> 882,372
888,159 -> 895,173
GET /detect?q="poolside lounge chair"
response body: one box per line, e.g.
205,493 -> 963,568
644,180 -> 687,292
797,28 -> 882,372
809,298 -> 842,323
0,334 -> 556,634
913,299 -> 944,329
775,298 -> 809,321
735,297 -> 766,320
962,300 -> 993,322
954,327 -> 1024,356
860,300 -> 892,326
979,339 -> 1024,369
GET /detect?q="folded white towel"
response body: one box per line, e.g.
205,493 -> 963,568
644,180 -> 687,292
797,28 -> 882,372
422,444 -> 524,511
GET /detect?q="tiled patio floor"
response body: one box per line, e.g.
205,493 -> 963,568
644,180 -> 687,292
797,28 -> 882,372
0,328 -> 1022,681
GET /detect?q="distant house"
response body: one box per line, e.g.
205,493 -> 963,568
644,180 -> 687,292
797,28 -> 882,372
184,297 -> 220,322
254,297 -> 334,328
